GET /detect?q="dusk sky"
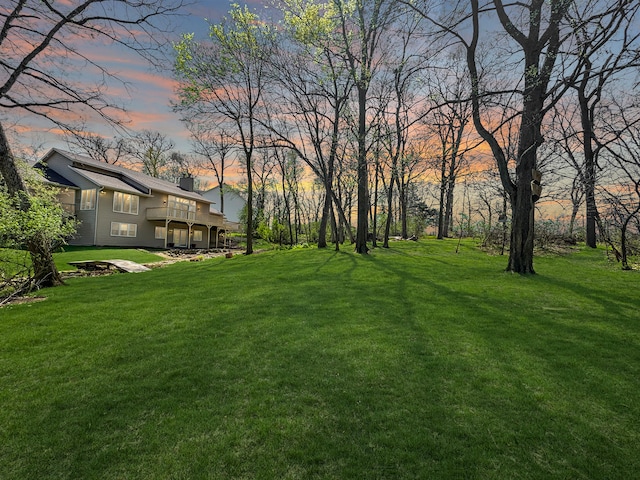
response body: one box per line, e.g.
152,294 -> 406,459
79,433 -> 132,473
12,0 -> 266,157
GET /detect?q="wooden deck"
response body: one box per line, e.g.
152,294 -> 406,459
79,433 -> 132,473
68,260 -> 151,273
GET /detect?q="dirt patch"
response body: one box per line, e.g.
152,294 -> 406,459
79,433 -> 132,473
149,248 -> 241,266
0,296 -> 47,308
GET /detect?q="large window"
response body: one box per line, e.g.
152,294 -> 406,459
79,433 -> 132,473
167,195 -> 196,220
113,191 -> 139,215
193,230 -> 203,242
80,189 -> 96,210
111,222 -> 137,237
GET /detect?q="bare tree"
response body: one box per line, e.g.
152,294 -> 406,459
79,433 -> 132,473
188,123 -> 236,214
372,13 -> 431,247
422,49 -> 475,239
174,5 -> 275,255
270,0 -> 357,249
544,101 -> 586,238
600,99 -> 640,269
410,0 -> 605,273
165,151 -> 201,184
332,0 -> 405,254
567,0 -> 640,248
0,0 -> 184,287
125,129 -> 175,178
68,130 -> 128,164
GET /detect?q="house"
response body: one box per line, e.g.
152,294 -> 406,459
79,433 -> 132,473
35,149 -> 228,249
200,184 -> 246,231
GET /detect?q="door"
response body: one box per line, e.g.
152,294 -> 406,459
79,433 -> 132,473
172,228 -> 188,247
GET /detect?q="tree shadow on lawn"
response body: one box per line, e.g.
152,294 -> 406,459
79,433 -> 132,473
2,251 -> 509,478
7,247 -> 639,479
342,249 -> 640,478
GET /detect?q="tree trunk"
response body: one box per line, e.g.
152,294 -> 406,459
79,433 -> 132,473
0,122 -> 63,287
507,118 -> 538,274
318,184 -> 331,248
437,165 -> 447,239
584,164 -> 598,247
621,216 -> 630,270
355,86 -> 369,254
578,74 -> 598,248
399,176 -> 408,239
507,188 -> 535,273
330,206 -> 340,251
371,161 -> 380,248
219,183 -> 225,216
443,174 -> 456,238
383,173 -> 395,248
569,200 -> 580,238
318,100 -> 341,249
245,152 -> 254,255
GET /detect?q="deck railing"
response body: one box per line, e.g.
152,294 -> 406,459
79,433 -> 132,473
146,207 -> 224,227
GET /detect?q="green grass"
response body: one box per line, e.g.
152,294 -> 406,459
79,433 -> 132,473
53,246 -> 165,271
1,239 -> 639,479
2,246 -> 164,276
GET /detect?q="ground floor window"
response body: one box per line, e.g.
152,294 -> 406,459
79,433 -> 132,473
155,226 -> 166,239
193,230 -> 203,242
111,222 -> 137,237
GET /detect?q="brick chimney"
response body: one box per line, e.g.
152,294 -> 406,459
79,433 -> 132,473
179,175 -> 194,192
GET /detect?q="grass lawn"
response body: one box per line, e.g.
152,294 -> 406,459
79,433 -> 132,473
1,239 -> 639,479
53,246 -> 165,271
1,246 -> 165,277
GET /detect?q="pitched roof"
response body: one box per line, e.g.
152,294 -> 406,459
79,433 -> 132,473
40,148 -> 211,204
32,163 -> 79,189
68,167 -> 148,196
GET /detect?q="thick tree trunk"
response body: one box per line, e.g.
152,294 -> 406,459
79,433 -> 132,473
578,79 -> 598,248
584,165 -> 598,248
0,122 -> 63,287
355,86 -> 369,254
507,101 -> 540,274
507,186 -> 535,273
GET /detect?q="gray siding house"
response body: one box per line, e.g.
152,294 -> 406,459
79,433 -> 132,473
36,149 -> 227,249
201,184 -> 246,231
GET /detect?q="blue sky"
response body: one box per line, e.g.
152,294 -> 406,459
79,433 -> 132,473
12,0 -> 265,157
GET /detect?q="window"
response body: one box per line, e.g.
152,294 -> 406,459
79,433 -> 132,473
193,230 -> 203,242
167,195 -> 196,220
155,226 -> 166,239
113,191 -> 139,215
80,189 -> 96,210
110,222 -> 137,237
